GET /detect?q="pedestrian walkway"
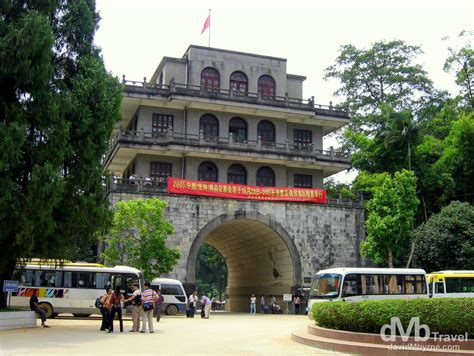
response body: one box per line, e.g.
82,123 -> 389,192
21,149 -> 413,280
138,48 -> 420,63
0,313 -> 347,355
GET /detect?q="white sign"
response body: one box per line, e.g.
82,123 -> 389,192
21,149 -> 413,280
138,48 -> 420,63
283,294 -> 292,302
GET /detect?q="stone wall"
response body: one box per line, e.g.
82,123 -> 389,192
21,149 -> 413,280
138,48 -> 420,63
107,191 -> 365,310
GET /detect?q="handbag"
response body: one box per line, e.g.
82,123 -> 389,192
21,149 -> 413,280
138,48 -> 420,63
143,302 -> 154,311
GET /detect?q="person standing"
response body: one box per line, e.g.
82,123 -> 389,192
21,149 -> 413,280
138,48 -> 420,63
155,289 -> 164,322
140,282 -> 158,333
271,295 -> 277,314
260,294 -> 266,314
201,293 -> 211,319
294,295 -> 301,315
29,289 -> 49,328
125,283 -> 142,332
109,286 -> 124,332
100,287 -> 113,331
188,290 -> 198,318
250,294 -> 256,316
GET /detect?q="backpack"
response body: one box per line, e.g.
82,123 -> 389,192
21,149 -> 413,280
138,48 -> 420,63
95,297 -> 102,309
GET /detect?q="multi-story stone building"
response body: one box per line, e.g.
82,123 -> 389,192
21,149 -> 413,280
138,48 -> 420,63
105,45 -> 364,311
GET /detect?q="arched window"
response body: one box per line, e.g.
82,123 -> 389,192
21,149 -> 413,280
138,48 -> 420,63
256,166 -> 275,187
228,164 -> 247,185
229,117 -> 247,142
258,75 -> 275,99
257,120 -> 275,144
230,71 -> 248,95
198,161 -> 218,182
201,67 -> 220,91
200,114 -> 219,139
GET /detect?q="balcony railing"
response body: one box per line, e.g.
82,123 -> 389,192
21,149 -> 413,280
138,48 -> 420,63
106,128 -> 351,164
121,76 -> 349,119
105,178 -> 363,208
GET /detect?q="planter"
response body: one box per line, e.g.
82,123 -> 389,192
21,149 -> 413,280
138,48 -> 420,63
0,311 -> 36,330
292,324 -> 474,355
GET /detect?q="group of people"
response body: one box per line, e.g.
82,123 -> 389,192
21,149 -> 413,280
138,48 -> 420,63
99,282 -> 164,333
186,290 -> 212,319
251,294 -> 302,315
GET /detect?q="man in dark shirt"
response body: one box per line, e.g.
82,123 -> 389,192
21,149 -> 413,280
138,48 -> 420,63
29,289 -> 50,327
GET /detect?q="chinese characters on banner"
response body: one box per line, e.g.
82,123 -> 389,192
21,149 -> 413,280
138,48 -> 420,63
167,178 -> 326,204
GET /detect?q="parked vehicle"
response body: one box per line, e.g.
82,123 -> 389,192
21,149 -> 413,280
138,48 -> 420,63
308,267 -> 429,319
150,278 -> 188,315
428,270 -> 474,298
12,260 -> 144,318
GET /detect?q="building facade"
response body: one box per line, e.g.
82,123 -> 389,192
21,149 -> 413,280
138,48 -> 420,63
105,45 -> 364,311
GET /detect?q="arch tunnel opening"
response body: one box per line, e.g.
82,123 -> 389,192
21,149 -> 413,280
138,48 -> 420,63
189,217 -> 301,312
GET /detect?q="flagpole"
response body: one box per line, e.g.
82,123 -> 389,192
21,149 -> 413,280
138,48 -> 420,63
208,9 -> 211,48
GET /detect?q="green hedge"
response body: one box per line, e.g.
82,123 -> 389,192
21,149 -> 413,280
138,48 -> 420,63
312,298 -> 474,336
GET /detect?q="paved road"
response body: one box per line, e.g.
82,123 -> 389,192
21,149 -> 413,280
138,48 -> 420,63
0,312 -> 345,355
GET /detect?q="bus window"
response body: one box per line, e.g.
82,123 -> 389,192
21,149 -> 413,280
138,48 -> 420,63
383,275 -> 400,294
161,284 -> 183,296
71,271 -> 94,288
446,277 -> 474,293
16,269 -> 34,286
361,275 -> 382,294
309,273 -> 341,298
404,275 -> 426,294
95,273 -> 111,289
33,271 -> 47,287
435,282 -> 445,294
342,274 -> 361,296
41,271 -> 63,287
113,273 -> 140,296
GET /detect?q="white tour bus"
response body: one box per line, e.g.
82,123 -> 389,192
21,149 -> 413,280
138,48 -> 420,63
308,268 -> 429,319
12,260 -> 144,318
150,278 -> 188,315
428,270 -> 474,298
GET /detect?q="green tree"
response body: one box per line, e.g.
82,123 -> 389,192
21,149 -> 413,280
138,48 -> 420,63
434,112 -> 474,204
0,1 -> 121,307
413,201 -> 474,271
101,198 -> 180,281
351,171 -> 392,201
323,178 -> 357,200
196,244 -> 228,299
443,31 -> 474,109
383,111 -> 419,170
325,40 -> 433,131
361,170 -> 419,267
325,40 -> 436,179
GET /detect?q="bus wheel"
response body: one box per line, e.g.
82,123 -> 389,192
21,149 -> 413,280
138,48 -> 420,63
39,303 -> 54,319
166,304 -> 178,315
72,314 -> 91,318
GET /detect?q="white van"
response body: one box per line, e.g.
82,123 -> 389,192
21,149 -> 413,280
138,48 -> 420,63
150,278 -> 188,315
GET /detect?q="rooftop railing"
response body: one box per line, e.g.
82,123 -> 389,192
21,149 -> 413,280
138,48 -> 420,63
121,76 -> 349,119
106,128 -> 351,164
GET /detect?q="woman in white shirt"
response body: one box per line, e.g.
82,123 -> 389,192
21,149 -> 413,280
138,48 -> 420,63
250,294 -> 257,316
188,290 -> 198,318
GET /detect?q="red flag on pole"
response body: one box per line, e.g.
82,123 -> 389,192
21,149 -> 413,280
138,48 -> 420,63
201,14 -> 210,34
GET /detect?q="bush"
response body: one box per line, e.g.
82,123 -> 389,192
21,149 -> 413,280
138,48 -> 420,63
312,298 -> 474,337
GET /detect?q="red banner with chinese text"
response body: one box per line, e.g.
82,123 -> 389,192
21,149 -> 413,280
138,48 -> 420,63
167,178 -> 326,204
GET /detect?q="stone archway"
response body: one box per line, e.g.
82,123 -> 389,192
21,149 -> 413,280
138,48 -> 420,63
186,212 -> 302,311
